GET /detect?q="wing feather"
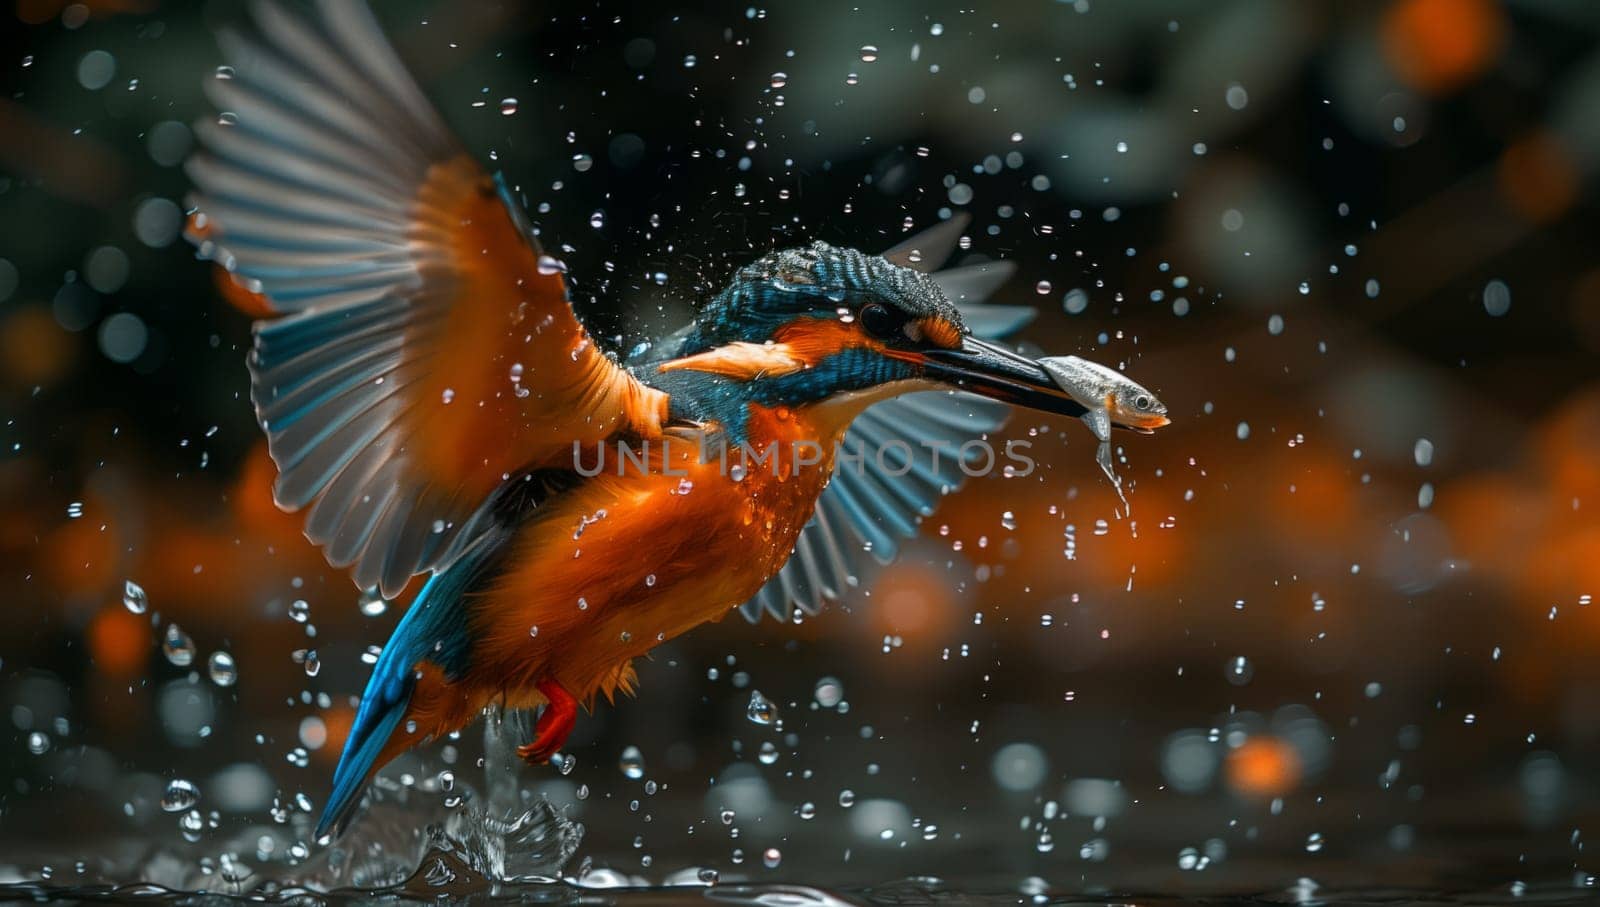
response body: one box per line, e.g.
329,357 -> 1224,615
188,0 -> 666,596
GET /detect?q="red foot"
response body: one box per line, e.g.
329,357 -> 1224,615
517,678 -> 576,765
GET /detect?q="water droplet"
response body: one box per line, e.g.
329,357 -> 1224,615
207,651 -> 237,687
358,589 -> 387,617
589,210 -> 605,229
838,789 -> 855,807
573,153 -> 593,172
499,97 -> 519,116
216,111 -> 238,127
1001,511 -> 1017,531
1063,288 -> 1088,315
162,624 -> 195,667
1413,438 -> 1434,467
537,254 -> 567,276
813,676 -> 844,708
1483,279 -> 1511,317
77,49 -> 115,90
859,45 -> 879,63
288,599 -> 310,624
698,868 -> 719,885
122,580 -> 148,614
770,71 -> 788,89
758,741 -> 779,764
762,847 -> 782,868
1035,280 -> 1052,295
27,732 -> 49,755
1225,656 -> 1254,685
213,65 -> 234,80
619,745 -> 645,779
161,778 -> 200,812
720,808 -> 736,825
1305,832 -> 1325,852
747,689 -> 777,725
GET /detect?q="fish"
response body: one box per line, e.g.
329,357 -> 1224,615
1039,355 -> 1170,507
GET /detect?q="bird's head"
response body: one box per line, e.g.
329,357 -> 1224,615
660,241 -> 1097,426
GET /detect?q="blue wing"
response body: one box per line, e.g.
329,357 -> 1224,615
740,218 -> 1032,623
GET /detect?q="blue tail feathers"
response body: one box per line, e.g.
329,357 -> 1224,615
315,534 -> 498,838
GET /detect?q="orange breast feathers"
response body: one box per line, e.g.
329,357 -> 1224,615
466,406 -> 848,704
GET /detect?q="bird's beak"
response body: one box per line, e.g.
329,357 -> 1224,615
917,336 -> 1090,419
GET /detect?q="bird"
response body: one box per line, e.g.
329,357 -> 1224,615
182,0 -> 1171,839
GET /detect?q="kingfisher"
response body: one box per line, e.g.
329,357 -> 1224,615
183,1 -> 1171,838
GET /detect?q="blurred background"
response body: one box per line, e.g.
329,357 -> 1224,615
2,0 -> 1600,899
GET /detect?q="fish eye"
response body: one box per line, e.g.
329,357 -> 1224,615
1134,394 -> 1151,410
858,302 -> 901,340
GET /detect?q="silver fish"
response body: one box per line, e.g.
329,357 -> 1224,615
1039,355 -> 1169,509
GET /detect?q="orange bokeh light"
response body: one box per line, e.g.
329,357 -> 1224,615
1381,0 -> 1506,94
318,706 -> 356,764
873,561 -> 955,637
88,607 -> 150,679
44,509 -> 120,599
1226,735 -> 1302,799
0,304 -> 76,387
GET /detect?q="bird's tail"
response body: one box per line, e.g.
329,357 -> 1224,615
316,533 -> 503,839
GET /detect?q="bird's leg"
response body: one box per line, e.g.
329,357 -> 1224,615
517,678 -> 577,765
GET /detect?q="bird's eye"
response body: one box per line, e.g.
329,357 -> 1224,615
1134,395 -> 1151,410
858,303 -> 901,340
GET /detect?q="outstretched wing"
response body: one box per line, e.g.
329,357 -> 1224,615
187,0 -> 667,597
741,219 -> 1031,623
